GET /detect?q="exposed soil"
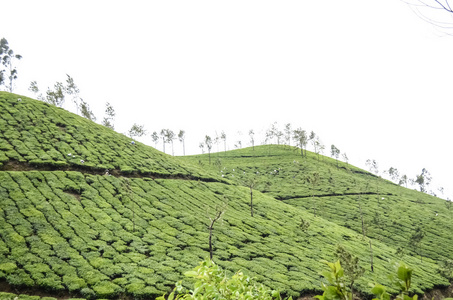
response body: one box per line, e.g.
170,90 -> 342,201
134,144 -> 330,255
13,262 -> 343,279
0,279 -> 74,300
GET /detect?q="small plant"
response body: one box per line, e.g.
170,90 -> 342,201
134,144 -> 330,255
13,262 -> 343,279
369,262 -> 418,300
299,217 -> 310,232
438,259 -> 453,280
335,245 -> 365,299
317,260 -> 418,300
315,260 -> 351,300
157,259 -> 291,300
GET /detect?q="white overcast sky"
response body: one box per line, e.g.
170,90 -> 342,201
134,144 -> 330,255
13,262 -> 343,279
2,1 -> 452,200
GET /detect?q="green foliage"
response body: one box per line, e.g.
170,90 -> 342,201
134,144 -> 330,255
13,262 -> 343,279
315,260 -> 351,300
334,245 -> 365,294
369,262 -> 418,300
157,259 -> 291,300
1,92 -> 453,300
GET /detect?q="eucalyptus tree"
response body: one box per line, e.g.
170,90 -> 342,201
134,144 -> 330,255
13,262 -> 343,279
284,123 -> 292,146
415,168 -> 432,193
178,130 -> 186,156
160,129 -> 167,153
249,129 -> 255,151
151,131 -> 159,148
366,159 -> 379,175
45,81 -> 65,107
276,129 -> 284,145
330,144 -> 340,167
205,135 -> 213,164
386,167 -> 400,184
79,99 -> 96,121
0,38 -> 22,92
28,81 -> 44,100
314,137 -> 325,162
342,153 -> 349,165
309,131 -> 317,152
64,74 -> 81,113
220,131 -> 226,153
128,123 -> 146,139
165,129 -> 176,156
102,102 -> 116,129
399,174 -> 409,188
293,127 -> 308,157
199,142 -> 205,154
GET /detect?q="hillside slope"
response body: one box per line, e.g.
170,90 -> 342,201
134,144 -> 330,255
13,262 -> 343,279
0,93 -> 451,299
0,92 -> 221,183
183,146 -> 453,262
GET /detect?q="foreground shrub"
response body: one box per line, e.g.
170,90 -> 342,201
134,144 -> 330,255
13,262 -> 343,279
157,259 -> 292,300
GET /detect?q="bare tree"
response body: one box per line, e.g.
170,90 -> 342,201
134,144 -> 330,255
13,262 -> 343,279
403,0 -> 453,34
0,38 -> 22,92
207,202 -> 227,260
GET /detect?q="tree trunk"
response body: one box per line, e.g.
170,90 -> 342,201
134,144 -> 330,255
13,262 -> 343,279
369,240 -> 374,272
358,195 -> 366,238
209,226 -> 213,260
250,187 -> 254,217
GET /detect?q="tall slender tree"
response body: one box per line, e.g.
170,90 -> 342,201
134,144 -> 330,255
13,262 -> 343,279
128,124 -> 146,139
102,102 -> 116,129
205,135 -> 213,164
330,144 -> 340,167
79,99 -> 96,121
151,131 -> 159,148
284,123 -> 292,146
249,129 -> 255,151
64,74 -> 81,113
293,128 -> 308,157
28,81 -> 44,100
415,168 -> 432,193
166,129 -> 176,156
0,38 -> 22,92
160,129 -> 167,153
45,81 -> 65,107
178,130 -> 186,156
220,131 -> 227,153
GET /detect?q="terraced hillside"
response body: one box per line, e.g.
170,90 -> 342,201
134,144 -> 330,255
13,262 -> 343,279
183,146 -> 453,262
0,92 -> 452,300
0,92 -> 219,182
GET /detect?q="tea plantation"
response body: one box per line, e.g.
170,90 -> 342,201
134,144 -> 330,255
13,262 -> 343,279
0,92 -> 452,299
